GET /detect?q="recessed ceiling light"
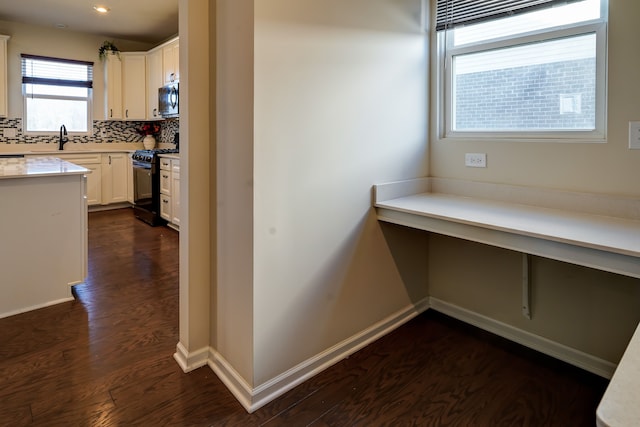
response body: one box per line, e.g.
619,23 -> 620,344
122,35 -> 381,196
93,6 -> 110,14
55,23 -> 68,29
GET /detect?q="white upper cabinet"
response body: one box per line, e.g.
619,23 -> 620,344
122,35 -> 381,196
103,37 -> 178,121
162,39 -> 179,84
104,53 -> 122,120
0,35 -> 8,118
121,53 -> 147,120
146,48 -> 163,120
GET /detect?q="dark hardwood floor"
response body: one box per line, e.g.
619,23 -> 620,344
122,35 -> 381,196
0,208 -> 608,426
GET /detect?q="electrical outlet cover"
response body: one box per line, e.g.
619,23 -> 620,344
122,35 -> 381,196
465,153 -> 487,168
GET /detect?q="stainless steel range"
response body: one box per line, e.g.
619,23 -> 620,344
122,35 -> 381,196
131,148 -> 179,226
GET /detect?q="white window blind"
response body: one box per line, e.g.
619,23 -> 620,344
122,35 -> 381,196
21,54 -> 94,133
21,54 -> 93,88
435,0 -> 583,31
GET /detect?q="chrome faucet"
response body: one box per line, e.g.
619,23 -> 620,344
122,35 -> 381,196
59,125 -> 68,150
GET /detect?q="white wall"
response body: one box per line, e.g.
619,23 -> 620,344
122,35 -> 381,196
213,0 -> 429,393
252,0 -> 428,385
176,0 -> 213,366
215,0 -> 256,384
0,20 -> 152,121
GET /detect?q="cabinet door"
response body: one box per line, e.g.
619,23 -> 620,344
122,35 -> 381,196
146,49 -> 163,120
101,153 -> 128,204
83,163 -> 102,206
104,54 -> 122,120
0,35 -> 8,118
121,54 -> 147,120
163,40 -> 179,84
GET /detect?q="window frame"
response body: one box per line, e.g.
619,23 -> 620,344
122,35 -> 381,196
21,54 -> 94,136
432,0 -> 608,144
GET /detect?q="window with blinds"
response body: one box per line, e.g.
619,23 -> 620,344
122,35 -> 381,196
434,0 -> 607,141
21,54 -> 94,133
435,0 -> 584,32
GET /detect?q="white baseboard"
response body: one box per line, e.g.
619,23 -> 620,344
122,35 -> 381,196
176,296 -> 614,413
0,297 -> 74,320
209,297 -> 430,413
173,342 -> 209,373
429,297 -> 616,378
208,350 -> 254,412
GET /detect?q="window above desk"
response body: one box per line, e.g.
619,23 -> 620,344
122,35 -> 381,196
432,0 -> 608,143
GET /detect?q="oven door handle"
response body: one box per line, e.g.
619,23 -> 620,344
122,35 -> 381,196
132,160 -> 152,169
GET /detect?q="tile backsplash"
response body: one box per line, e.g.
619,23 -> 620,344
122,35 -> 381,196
0,117 -> 179,146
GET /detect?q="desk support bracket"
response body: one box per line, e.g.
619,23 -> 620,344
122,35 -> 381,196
522,253 -> 532,319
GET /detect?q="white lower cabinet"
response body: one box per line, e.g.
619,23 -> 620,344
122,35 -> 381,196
159,157 -> 172,221
159,156 -> 180,227
101,153 -> 128,204
83,163 -> 102,205
171,161 -> 180,226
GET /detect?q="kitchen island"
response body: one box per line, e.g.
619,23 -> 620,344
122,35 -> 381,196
0,156 -> 89,318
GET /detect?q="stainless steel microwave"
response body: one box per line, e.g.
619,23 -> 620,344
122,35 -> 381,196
159,83 -> 179,118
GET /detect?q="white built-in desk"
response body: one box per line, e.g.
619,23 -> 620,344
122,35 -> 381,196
373,177 -> 640,427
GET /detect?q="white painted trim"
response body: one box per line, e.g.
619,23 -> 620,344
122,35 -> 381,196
429,177 -> 640,221
429,297 -> 617,378
209,298 -> 430,413
208,350 -> 254,412
0,297 -> 74,320
173,342 -> 209,373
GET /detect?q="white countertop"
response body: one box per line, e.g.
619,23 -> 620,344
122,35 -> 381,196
0,142 -> 142,155
597,321 -> 640,426
0,156 -> 90,179
377,191 -> 640,258
374,178 -> 640,278
0,141 -> 177,155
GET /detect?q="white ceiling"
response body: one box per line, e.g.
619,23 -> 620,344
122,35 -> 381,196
0,0 -> 178,45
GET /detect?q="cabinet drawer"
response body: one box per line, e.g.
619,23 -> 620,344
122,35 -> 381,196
37,153 -> 102,164
159,157 -> 172,170
159,170 -> 171,195
160,194 -> 172,220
